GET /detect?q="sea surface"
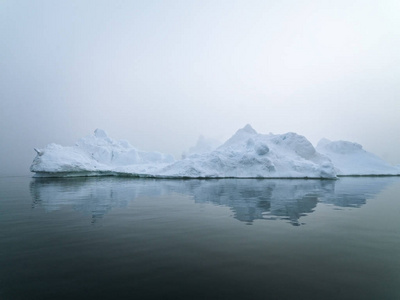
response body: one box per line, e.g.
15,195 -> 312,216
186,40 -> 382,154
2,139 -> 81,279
1,176 -> 400,300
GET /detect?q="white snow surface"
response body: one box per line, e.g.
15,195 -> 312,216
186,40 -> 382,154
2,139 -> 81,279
316,138 -> 400,176
30,125 -> 399,178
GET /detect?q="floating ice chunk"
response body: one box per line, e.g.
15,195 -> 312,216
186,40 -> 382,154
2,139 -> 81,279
30,129 -> 174,176
316,139 -> 400,176
31,126 -> 337,178
31,125 -> 398,178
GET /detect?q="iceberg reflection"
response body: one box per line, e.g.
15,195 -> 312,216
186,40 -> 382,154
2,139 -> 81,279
30,177 -> 398,225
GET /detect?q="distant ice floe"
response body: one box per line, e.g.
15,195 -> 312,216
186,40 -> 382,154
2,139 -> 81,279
30,125 -> 399,178
316,138 -> 400,176
183,135 -> 221,157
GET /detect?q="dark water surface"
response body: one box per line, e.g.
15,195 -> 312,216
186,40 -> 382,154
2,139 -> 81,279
1,176 -> 400,299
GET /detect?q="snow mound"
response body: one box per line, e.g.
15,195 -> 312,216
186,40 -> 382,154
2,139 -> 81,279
316,139 -> 400,176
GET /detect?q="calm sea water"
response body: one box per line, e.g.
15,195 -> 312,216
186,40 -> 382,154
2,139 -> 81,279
1,176 -> 400,300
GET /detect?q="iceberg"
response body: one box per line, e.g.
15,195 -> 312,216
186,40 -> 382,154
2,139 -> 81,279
159,125 -> 335,178
30,129 -> 175,177
31,125 -> 336,178
316,138 -> 400,176
30,125 -> 399,178
183,135 -> 221,157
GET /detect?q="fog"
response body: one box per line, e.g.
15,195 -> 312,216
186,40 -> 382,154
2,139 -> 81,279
1,0 -> 399,176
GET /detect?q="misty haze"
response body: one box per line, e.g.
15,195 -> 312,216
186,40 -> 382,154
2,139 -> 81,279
1,1 -> 400,299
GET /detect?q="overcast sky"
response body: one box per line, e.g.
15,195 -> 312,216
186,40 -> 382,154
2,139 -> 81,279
1,0 -> 400,176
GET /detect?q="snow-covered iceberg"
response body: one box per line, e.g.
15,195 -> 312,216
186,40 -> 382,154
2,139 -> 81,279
316,138 -> 400,176
183,135 -> 221,157
160,125 -> 335,178
30,125 -> 336,179
30,129 -> 175,177
30,125 -> 399,178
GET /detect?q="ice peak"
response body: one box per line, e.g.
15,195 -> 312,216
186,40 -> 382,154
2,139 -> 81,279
241,124 -> 257,134
220,124 -> 258,149
94,129 -> 108,139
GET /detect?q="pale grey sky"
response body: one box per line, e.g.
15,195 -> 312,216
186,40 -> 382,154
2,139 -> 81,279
1,0 -> 399,175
